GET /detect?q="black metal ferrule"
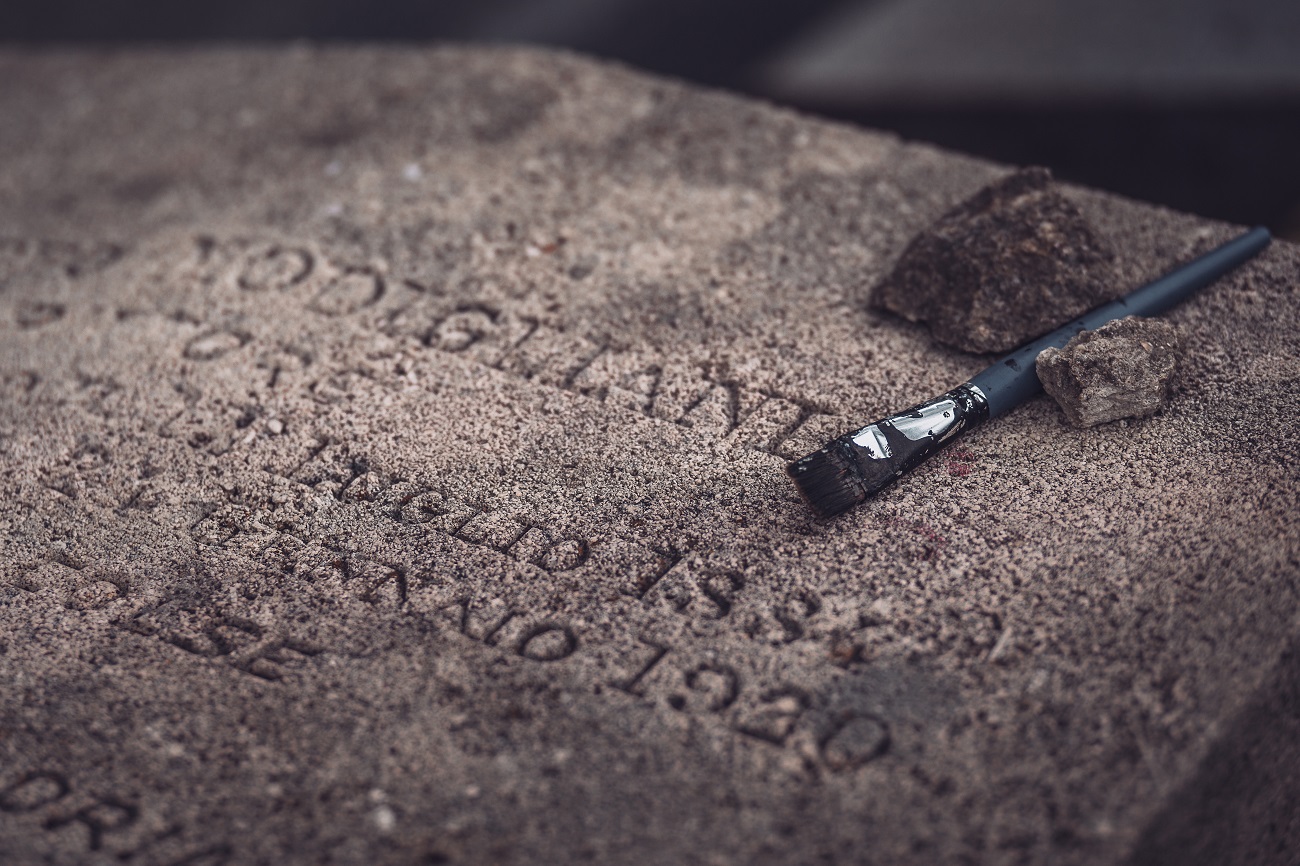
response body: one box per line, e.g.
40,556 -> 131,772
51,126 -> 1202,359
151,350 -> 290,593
788,384 -> 989,515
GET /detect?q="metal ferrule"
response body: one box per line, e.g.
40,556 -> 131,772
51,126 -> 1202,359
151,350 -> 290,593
839,383 -> 989,498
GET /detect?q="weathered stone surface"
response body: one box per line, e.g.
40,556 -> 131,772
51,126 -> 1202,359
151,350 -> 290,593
0,47 -> 1298,866
1037,317 -> 1183,427
872,166 -> 1117,352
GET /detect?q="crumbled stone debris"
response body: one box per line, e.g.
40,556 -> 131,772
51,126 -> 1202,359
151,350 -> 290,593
1036,316 -> 1183,426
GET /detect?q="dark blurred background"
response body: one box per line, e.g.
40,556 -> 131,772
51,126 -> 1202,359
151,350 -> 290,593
4,0 -> 1299,238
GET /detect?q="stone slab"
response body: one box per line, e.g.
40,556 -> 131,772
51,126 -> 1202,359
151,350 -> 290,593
0,46 -> 1297,866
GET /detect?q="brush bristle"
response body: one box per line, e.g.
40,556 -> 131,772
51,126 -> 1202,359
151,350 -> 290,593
786,447 -> 865,517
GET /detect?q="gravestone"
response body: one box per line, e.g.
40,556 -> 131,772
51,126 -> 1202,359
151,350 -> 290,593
1,46 -> 1298,866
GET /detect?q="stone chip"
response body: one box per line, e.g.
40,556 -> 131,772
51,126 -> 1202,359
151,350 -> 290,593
1036,316 -> 1183,426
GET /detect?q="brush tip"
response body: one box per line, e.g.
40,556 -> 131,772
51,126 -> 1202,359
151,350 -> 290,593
786,446 -> 865,517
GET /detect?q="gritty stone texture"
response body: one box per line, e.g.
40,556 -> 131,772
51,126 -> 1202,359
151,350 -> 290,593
1037,317 -> 1183,427
0,47 -> 1298,866
872,166 -> 1118,353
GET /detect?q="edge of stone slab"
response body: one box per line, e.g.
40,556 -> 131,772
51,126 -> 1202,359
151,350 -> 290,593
1125,632 -> 1300,865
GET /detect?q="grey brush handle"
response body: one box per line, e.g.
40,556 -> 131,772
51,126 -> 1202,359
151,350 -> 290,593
787,226 -> 1271,517
968,226 -> 1271,418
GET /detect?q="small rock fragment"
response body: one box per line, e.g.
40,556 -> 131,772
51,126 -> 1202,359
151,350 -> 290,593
1035,316 -> 1182,427
873,167 -> 1116,353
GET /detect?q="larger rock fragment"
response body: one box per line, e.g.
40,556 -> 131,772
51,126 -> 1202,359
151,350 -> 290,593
1036,316 -> 1183,426
873,167 -> 1117,353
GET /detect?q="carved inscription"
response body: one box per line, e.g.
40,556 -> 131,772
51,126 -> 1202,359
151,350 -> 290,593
234,242 -> 314,292
45,798 -> 139,852
409,301 -> 833,457
308,267 -> 385,316
820,713 -> 891,771
423,598 -> 580,662
39,238 -> 127,278
0,771 -> 70,813
647,565 -> 746,620
193,466 -> 595,580
612,639 -> 670,696
0,236 -> 125,283
183,329 -> 252,362
183,235 -> 842,459
38,229 -> 900,785
1,769 -> 225,863
15,301 -> 66,329
517,622 -> 579,661
0,237 -> 34,285
309,556 -> 409,608
116,604 -> 324,683
734,687 -> 812,746
608,638 -> 888,765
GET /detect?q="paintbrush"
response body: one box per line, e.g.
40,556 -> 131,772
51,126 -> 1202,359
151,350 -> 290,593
788,226 -> 1271,517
